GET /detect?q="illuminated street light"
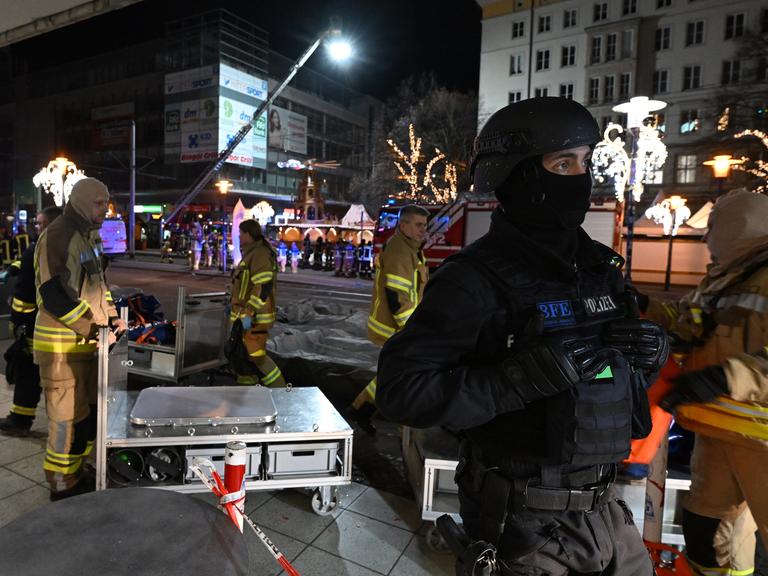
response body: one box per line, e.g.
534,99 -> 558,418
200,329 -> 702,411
591,96 -> 668,280
32,156 -> 86,207
703,154 -> 744,196
327,38 -> 352,61
215,179 -> 233,194
645,195 -> 691,291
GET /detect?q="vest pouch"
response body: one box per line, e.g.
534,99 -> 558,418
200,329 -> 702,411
544,354 -> 633,465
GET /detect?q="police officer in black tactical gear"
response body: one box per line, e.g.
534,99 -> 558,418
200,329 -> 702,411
376,97 -> 669,575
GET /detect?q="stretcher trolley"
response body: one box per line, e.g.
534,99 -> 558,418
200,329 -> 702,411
126,286 -> 229,382
96,327 -> 354,516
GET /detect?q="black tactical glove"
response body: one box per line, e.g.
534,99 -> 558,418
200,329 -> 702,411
502,337 -> 610,404
660,366 -> 728,413
603,319 -> 669,372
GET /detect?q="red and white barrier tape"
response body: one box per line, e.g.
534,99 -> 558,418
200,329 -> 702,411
189,457 -> 301,576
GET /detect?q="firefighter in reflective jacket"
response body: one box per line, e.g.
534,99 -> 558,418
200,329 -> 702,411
34,178 -> 124,500
348,205 -> 429,433
229,219 -> 285,387
376,99 -> 667,574
0,207 -> 62,437
646,189 -> 768,576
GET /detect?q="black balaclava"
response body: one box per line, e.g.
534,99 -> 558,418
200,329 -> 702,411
497,155 -> 592,264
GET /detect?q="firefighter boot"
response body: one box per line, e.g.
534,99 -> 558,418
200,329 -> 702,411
49,470 -> 96,502
0,413 -> 33,437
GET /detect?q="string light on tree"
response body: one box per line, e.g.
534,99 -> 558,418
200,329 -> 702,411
387,124 -> 458,204
32,156 -> 87,207
732,130 -> 768,192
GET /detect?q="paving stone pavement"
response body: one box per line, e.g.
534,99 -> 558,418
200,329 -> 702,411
0,381 -> 454,575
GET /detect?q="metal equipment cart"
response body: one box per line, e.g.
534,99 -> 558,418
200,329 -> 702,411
96,327 -> 354,515
126,286 -> 229,382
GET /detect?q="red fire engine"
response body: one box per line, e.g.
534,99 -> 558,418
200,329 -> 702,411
373,200 -> 619,269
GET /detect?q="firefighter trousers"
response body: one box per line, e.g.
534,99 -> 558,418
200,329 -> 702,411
9,349 -> 41,424
40,358 -> 98,492
236,329 -> 285,387
683,434 -> 766,575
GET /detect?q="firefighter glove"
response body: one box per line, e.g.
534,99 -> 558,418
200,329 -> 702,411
660,365 -> 728,413
603,319 -> 669,372
240,316 -> 253,331
502,337 -> 610,404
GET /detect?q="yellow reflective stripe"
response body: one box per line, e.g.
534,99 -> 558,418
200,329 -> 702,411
710,398 -> 768,419
687,557 -> 754,575
32,340 -> 97,353
43,458 -> 82,474
84,440 -> 94,456
105,291 -> 113,302
248,295 -> 266,308
9,260 -> 21,269
11,297 -> 36,313
393,307 -> 415,323
384,273 -> 412,293
239,270 -> 250,301
58,301 -> 90,326
35,325 -> 78,334
678,404 -> 768,441
367,315 -> 396,338
249,349 -> 267,357
255,312 -> 276,324
250,271 -> 273,284
236,375 -> 258,385
365,378 -> 377,400
11,404 -> 36,416
261,366 -> 282,386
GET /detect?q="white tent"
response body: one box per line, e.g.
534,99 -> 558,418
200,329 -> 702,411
340,204 -> 375,229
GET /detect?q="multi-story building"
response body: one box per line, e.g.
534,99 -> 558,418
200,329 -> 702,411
477,0 -> 768,203
0,8 -> 380,244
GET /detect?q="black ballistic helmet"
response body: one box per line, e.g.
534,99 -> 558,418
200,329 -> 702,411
470,97 -> 601,196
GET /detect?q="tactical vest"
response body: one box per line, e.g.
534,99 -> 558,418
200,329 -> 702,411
458,245 -> 638,468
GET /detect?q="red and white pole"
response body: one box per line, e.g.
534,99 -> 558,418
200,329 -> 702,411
223,441 -> 247,532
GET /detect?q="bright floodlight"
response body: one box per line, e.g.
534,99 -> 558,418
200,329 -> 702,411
327,39 -> 352,61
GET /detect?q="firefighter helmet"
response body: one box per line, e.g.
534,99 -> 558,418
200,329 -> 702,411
470,97 -> 601,196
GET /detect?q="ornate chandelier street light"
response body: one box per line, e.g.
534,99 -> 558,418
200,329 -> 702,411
32,156 -> 87,207
645,195 -> 691,291
591,96 -> 667,279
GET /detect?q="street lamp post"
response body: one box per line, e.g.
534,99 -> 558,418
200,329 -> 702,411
215,179 -> 233,273
163,19 -> 352,228
645,195 -> 691,291
592,96 -> 668,280
703,154 -> 743,196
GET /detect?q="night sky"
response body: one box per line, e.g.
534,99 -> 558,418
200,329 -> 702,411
8,0 -> 482,101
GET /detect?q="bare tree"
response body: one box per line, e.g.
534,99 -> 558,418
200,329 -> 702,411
343,73 -> 478,214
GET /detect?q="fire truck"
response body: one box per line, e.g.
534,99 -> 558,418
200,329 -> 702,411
374,200 -> 618,269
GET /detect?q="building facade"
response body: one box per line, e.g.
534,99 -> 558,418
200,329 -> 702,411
0,8 -> 380,244
477,0 -> 768,203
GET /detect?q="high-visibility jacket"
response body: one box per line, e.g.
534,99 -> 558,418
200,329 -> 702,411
10,243 -> 37,336
14,233 -> 29,259
33,208 -> 116,363
647,249 -> 768,449
367,229 -> 428,346
230,239 -> 277,330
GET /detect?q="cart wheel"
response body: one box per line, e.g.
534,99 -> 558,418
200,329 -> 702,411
426,524 -> 451,554
311,488 -> 339,516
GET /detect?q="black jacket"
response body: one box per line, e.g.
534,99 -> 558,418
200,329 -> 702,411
377,209 -> 646,465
